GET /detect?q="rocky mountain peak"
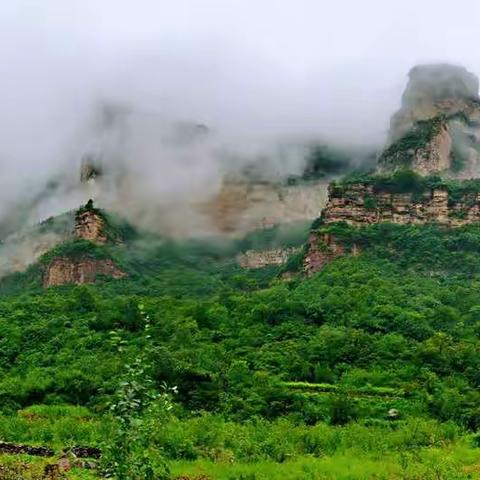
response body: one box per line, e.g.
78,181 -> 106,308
74,200 -> 107,244
402,64 -> 478,109
389,64 -> 480,143
380,64 -> 480,176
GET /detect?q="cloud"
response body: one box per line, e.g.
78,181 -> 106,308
0,0 -> 480,237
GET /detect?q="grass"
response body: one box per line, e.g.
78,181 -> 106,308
0,407 -> 112,450
2,449 -> 478,479
1,445 -> 479,479
170,443 -> 480,479
0,454 -> 96,479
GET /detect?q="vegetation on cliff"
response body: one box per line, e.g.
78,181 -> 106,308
285,144 -> 376,185
379,116 -> 446,168
378,108 -> 480,174
333,168 -> 480,205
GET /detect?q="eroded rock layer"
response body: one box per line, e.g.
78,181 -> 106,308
74,207 -> 107,243
303,233 -> 355,276
322,183 -> 480,227
237,247 -> 300,269
200,181 -> 328,234
43,257 -> 126,287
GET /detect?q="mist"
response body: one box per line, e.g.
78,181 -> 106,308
1,0 -> 480,237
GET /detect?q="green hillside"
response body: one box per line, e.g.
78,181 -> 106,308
1,213 -> 480,478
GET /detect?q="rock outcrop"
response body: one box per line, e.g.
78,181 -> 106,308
43,257 -> 126,287
304,180 -> 480,275
304,233 -> 356,276
200,180 -> 328,234
302,65 -> 480,276
42,202 -> 127,287
321,183 -> 480,227
389,64 -> 480,143
80,156 -> 102,184
237,247 -> 300,269
380,64 -> 480,176
74,202 -> 107,243
411,123 -> 452,175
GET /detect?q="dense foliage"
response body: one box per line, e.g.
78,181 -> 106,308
2,217 -> 480,477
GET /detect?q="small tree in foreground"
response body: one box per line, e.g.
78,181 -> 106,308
101,304 -> 176,480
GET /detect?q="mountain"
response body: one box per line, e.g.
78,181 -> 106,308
4,65 -> 480,479
379,64 -> 480,176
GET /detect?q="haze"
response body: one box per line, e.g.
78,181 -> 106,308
0,0 -> 479,229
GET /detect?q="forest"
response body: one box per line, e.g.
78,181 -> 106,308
1,216 -> 480,478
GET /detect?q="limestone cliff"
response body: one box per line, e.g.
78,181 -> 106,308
200,180 -> 328,234
43,202 -> 127,287
389,64 -> 479,143
380,64 -> 480,176
43,257 -> 126,287
411,122 -> 452,175
304,179 -> 480,275
74,202 -> 108,243
321,182 -> 480,227
237,247 -> 300,269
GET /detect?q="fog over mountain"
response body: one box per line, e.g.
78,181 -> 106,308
1,0 -> 480,233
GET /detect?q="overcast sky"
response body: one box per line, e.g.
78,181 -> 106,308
0,0 -> 480,222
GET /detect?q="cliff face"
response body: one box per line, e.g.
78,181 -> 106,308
321,183 -> 480,227
74,207 -> 107,243
303,233 -> 358,276
43,202 -> 126,287
303,179 -> 480,275
200,180 -> 328,234
43,257 -> 126,287
305,65 -> 480,275
388,65 -> 480,143
412,123 -> 452,175
237,247 -> 299,269
380,64 -> 480,176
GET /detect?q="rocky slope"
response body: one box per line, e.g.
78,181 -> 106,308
74,202 -> 108,243
43,257 -> 125,287
201,180 -> 328,234
320,182 -> 480,227
303,232 -> 359,276
237,247 -> 300,269
43,202 -> 126,287
0,214 -> 74,278
380,64 -> 480,176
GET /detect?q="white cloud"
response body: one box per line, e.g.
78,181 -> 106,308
0,0 -> 479,233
